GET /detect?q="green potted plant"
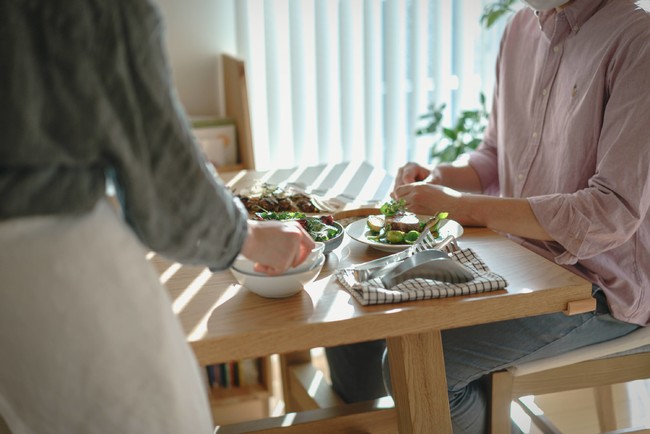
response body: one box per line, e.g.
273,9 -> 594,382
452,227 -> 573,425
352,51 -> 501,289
480,0 -> 518,29
415,93 -> 489,163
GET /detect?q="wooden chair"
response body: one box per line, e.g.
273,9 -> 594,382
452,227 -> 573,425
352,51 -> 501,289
491,325 -> 650,434
276,311 -> 650,434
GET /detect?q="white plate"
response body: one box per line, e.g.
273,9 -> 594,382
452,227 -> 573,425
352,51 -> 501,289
346,216 -> 464,253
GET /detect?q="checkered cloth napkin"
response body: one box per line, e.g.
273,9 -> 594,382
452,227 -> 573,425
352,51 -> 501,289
335,248 -> 508,306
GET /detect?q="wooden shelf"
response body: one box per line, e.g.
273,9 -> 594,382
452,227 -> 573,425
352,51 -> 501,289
205,356 -> 273,426
208,383 -> 271,426
214,163 -> 245,173
209,383 -> 270,403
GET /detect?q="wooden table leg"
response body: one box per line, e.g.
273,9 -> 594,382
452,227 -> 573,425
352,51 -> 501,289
387,330 -> 452,434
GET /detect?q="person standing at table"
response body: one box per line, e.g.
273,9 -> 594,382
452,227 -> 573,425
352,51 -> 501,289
0,1 -> 314,433
326,0 -> 650,432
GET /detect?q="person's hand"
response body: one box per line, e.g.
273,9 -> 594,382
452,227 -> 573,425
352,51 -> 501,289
391,182 -> 463,218
393,162 -> 434,190
240,220 -> 316,275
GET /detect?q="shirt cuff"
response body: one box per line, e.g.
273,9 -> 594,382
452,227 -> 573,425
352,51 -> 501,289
468,150 -> 499,194
528,195 -> 591,265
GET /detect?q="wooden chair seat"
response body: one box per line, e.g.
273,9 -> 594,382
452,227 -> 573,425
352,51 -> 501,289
491,326 -> 650,434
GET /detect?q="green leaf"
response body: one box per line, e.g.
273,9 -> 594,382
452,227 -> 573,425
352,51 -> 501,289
442,128 -> 457,140
480,0 -> 516,29
468,138 -> 482,150
379,199 -> 407,216
438,146 -> 458,163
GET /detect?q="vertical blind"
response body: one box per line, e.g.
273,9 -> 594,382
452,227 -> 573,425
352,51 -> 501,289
234,0 -> 508,174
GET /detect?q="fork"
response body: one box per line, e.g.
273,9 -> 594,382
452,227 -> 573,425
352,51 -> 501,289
410,214 -> 444,249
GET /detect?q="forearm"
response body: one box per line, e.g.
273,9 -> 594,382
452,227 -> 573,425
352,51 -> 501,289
393,179 -> 552,241
458,194 -> 552,241
432,163 -> 484,194
424,159 -> 547,239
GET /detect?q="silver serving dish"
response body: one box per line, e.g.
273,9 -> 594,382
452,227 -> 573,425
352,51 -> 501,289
378,250 -> 474,288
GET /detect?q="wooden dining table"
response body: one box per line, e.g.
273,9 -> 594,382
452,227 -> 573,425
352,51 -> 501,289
150,162 -> 595,434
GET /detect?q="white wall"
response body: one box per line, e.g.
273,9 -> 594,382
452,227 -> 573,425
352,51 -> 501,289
154,0 -> 237,117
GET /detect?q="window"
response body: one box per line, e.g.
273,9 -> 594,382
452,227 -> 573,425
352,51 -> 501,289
234,0 -> 508,173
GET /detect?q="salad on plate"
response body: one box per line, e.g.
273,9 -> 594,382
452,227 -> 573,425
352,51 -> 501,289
365,199 -> 448,245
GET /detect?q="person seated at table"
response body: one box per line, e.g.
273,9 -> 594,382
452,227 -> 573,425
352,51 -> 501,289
0,1 -> 314,433
326,0 -> 650,432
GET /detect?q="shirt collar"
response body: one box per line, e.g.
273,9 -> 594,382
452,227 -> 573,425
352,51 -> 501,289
535,0 -> 609,40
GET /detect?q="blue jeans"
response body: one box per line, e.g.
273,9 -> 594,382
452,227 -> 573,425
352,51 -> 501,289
325,287 -> 639,433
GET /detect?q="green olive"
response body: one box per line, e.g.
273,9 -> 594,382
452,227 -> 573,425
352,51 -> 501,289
404,230 -> 420,244
385,230 -> 406,244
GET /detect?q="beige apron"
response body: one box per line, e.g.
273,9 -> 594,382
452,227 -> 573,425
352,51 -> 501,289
0,200 -> 212,434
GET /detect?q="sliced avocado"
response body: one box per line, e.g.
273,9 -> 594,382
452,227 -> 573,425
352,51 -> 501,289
367,214 -> 386,233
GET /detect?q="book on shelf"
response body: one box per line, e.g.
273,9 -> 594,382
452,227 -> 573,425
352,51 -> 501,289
206,358 -> 260,389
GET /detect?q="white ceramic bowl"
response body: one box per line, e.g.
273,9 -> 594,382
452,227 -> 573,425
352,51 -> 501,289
231,255 -> 325,298
232,242 -> 325,276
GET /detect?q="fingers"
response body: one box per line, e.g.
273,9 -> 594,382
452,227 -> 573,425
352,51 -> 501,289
392,182 -> 416,200
253,263 -> 280,275
394,163 -> 432,191
391,185 -> 412,210
391,182 -> 439,215
243,220 -> 316,275
291,224 -> 316,268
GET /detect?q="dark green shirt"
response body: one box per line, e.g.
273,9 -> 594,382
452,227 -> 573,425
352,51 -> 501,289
0,0 -> 247,269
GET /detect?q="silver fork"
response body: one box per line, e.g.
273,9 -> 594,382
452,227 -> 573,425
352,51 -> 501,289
410,214 -> 444,248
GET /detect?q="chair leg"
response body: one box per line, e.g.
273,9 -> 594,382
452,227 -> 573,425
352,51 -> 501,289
491,370 -> 515,434
595,384 -> 617,432
515,397 -> 563,434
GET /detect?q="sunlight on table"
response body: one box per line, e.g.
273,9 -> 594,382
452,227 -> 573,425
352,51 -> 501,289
187,284 -> 240,341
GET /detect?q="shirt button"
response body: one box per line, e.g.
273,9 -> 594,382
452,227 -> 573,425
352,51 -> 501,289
553,46 -> 560,53
517,173 -> 525,181
532,132 -> 539,138
542,88 -> 548,96
573,25 -> 579,32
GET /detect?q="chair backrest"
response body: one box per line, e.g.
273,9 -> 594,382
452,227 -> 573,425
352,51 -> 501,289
222,54 -> 255,170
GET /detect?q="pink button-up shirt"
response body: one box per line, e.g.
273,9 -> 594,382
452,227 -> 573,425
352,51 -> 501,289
469,0 -> 650,325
